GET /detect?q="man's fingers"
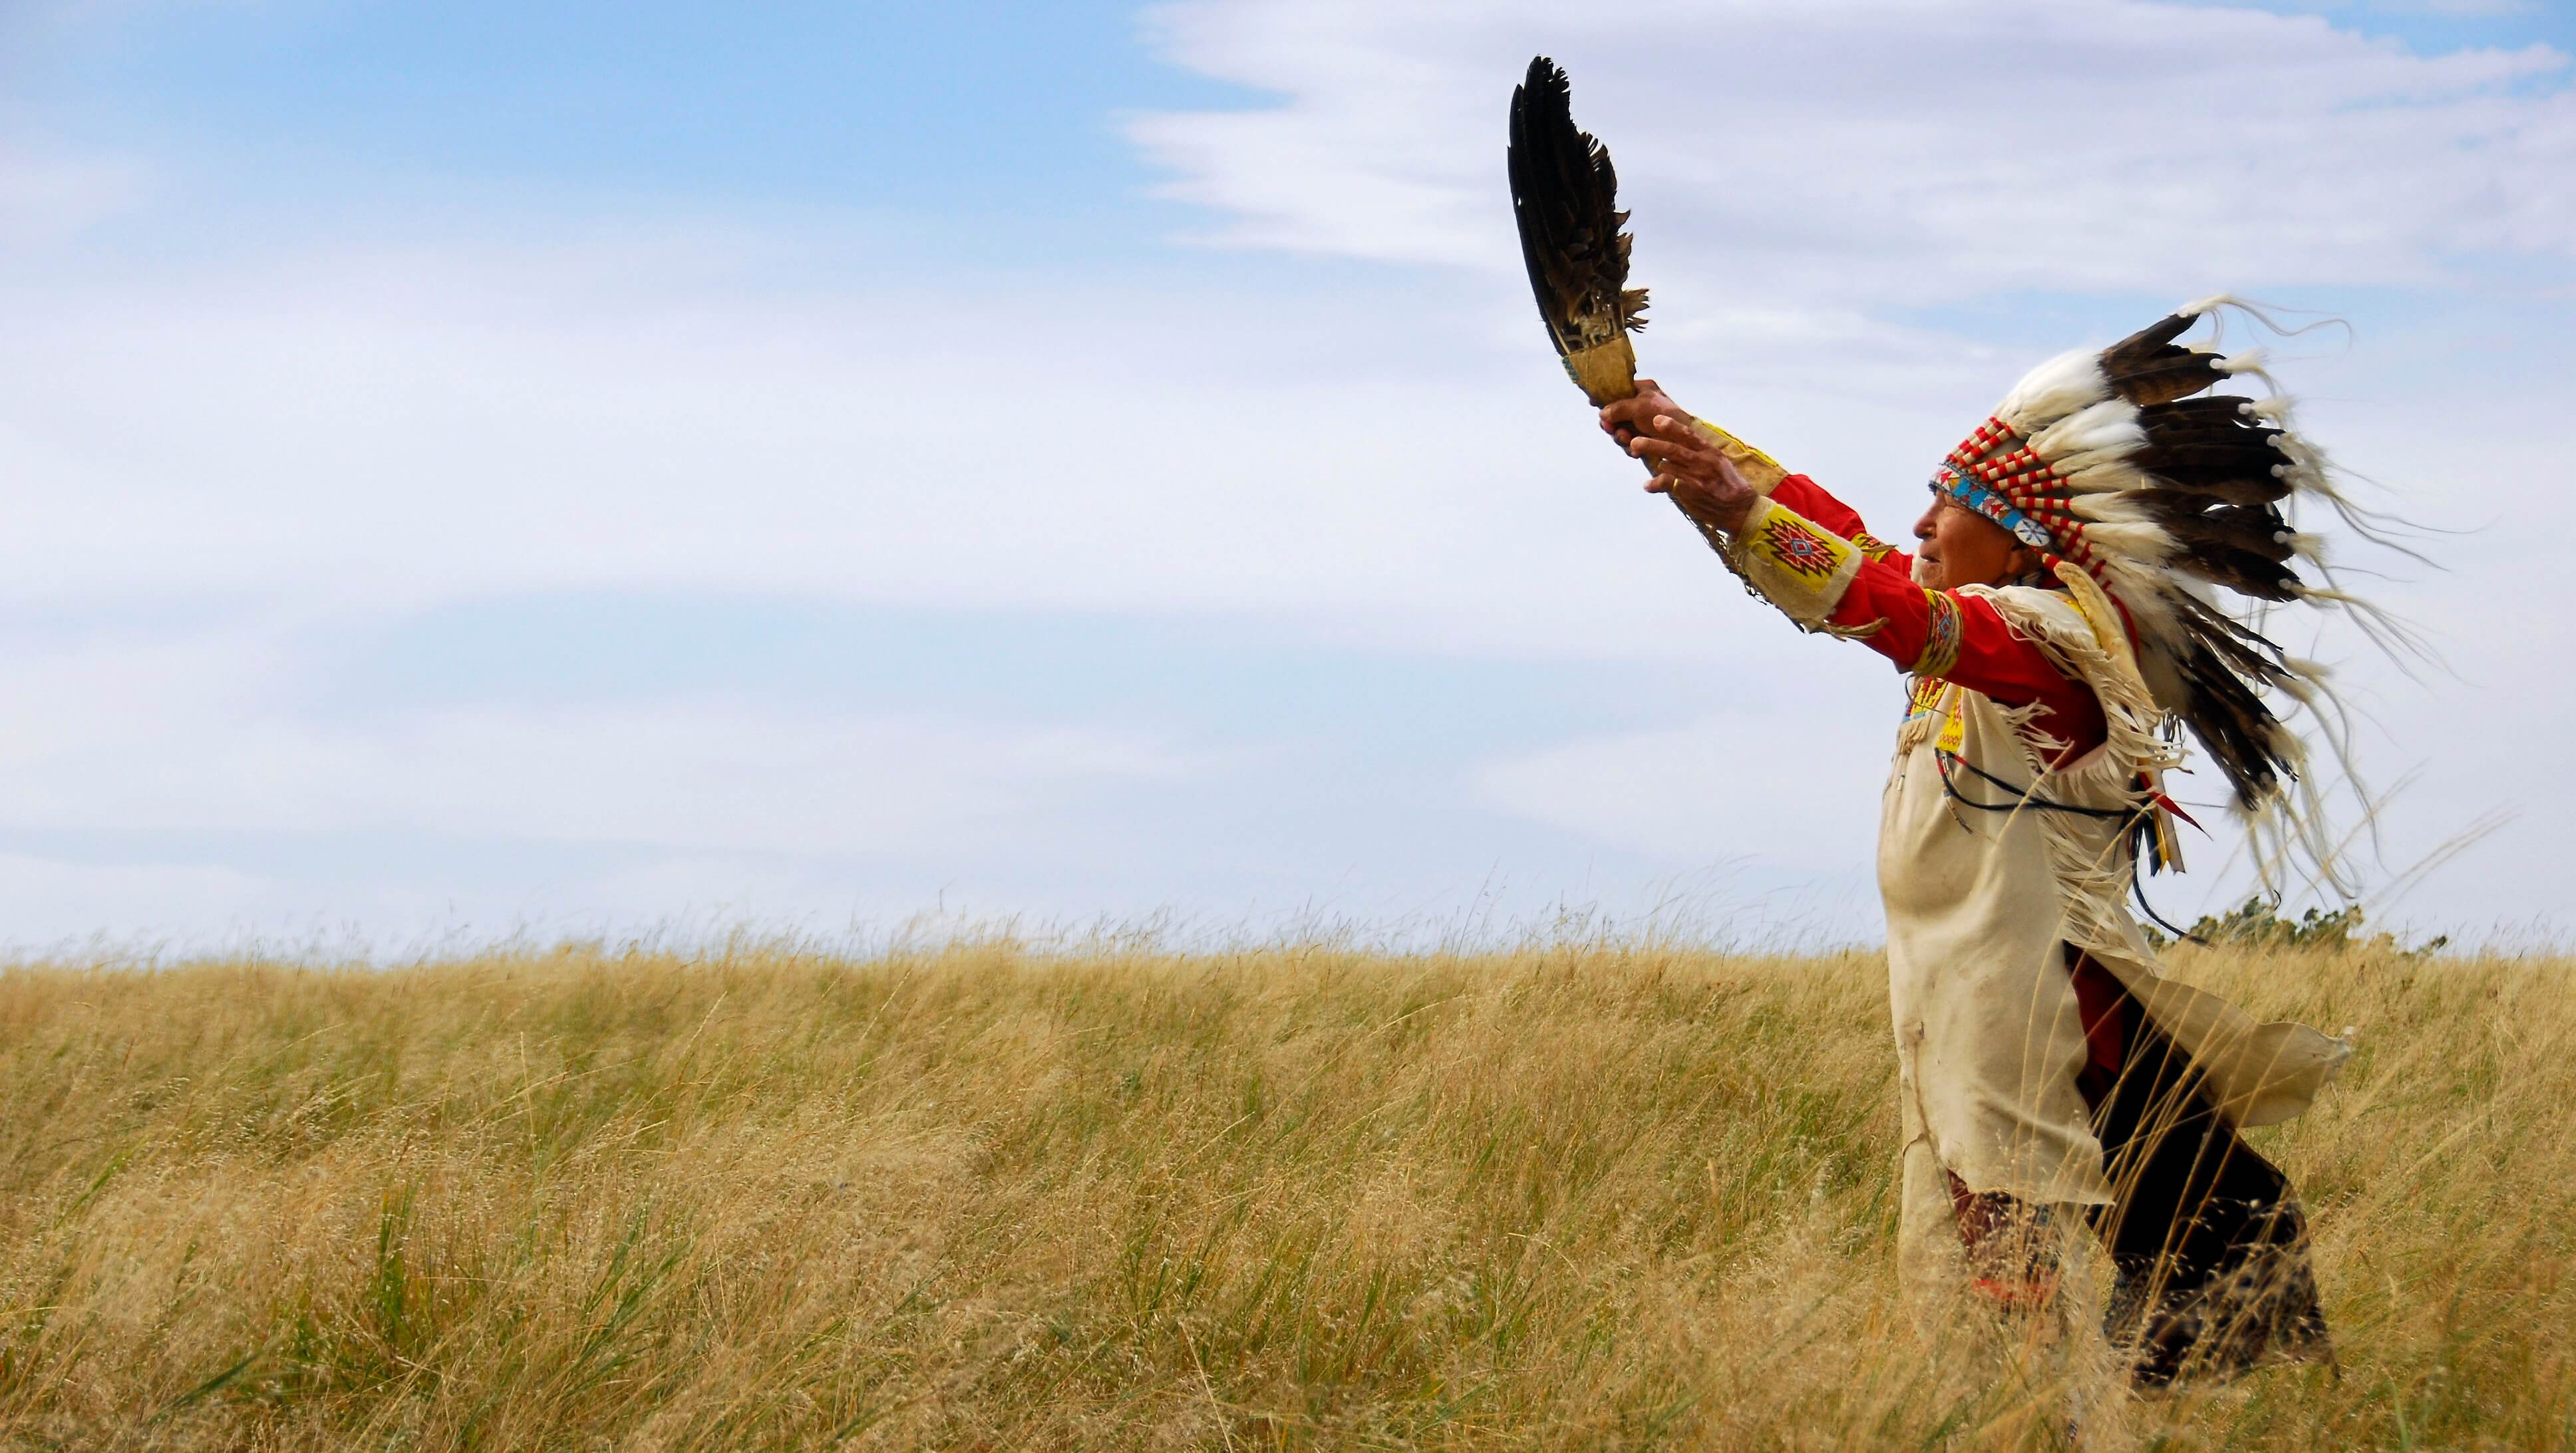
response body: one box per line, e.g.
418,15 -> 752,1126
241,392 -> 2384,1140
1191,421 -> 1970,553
1602,393 -> 1679,428
1624,412 -> 1703,455
1627,432 -> 1708,466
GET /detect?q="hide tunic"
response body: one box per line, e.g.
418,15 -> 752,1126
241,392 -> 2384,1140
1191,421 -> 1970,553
1710,466 -> 2349,1379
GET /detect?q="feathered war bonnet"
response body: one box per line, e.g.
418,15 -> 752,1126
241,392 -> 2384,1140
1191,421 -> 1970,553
1931,298 -> 2404,888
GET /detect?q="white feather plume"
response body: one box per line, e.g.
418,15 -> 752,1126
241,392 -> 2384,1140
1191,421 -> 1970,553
1994,349 -> 2110,432
2030,399 -> 2142,462
2076,520 -> 2179,563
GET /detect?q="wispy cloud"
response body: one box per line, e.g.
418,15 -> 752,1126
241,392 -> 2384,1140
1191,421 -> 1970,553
1132,0 -> 2576,302
0,240 -> 1921,659
2386,1 -> 2539,15
0,625 -> 1198,854
0,146 -> 149,247
0,0 -> 2558,943
1474,707 -> 1894,871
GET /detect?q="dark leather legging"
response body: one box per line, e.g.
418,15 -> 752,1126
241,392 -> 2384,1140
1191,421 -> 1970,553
2064,947 -> 2334,1384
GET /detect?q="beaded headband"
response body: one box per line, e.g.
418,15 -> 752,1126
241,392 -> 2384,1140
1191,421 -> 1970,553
1929,416 -> 2106,581
1929,465 -> 2056,552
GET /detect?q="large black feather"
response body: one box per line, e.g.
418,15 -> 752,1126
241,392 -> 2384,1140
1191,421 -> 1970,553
2144,396 -> 2259,424
2138,412 -> 2281,452
2172,546 -> 2302,601
2099,313 -> 2198,377
2138,479 -> 2291,510
2139,500 -> 2300,565
2175,639 -> 2287,803
2134,441 -> 2287,477
2191,504 -> 2299,563
2156,592 -> 2307,806
1508,57 -> 1645,398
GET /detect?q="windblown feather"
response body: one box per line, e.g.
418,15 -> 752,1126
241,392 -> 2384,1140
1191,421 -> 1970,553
1508,57 -> 1647,406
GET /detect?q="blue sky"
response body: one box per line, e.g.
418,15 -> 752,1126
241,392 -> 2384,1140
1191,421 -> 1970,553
1,0 -> 2571,953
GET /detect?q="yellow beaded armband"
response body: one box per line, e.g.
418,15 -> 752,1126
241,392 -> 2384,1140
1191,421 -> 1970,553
1731,499 -> 1866,625
1911,589 -> 1963,678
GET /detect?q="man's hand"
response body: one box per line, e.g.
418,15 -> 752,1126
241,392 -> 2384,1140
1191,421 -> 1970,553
1598,379 -> 1760,534
1596,378 -> 1690,452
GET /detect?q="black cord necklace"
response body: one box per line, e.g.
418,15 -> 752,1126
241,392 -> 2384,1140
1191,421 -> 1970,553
1935,748 -> 2139,822
1933,748 -> 2209,946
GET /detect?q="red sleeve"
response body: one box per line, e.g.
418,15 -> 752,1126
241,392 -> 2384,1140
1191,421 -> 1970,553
1828,555 -> 2106,755
1768,474 -> 1914,575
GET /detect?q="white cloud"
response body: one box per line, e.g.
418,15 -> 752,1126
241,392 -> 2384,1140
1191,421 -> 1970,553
1474,702 -> 1897,870
0,242 -> 1981,661
0,0 -> 2563,943
0,216 -> 2555,937
1132,0 -> 2576,301
0,146 -> 148,247
0,852 -> 277,954
2372,1 -> 2537,13
0,626 -> 1197,854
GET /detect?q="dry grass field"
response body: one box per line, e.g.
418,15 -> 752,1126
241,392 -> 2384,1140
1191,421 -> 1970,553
0,935 -> 2566,1449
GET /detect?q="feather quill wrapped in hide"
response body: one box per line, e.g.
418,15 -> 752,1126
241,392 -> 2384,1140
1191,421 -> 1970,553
1508,57 -> 1647,406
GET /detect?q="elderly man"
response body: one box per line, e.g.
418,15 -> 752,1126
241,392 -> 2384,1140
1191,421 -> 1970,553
1594,307 -> 2356,1386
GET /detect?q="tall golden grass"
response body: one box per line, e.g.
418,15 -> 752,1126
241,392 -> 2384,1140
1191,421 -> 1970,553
0,937 -> 2566,1448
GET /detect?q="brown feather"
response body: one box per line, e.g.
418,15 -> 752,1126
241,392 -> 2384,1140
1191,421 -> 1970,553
2160,593 -> 2303,806
2109,355 -> 2227,406
2139,502 -> 2299,564
2144,396 -> 2256,424
2098,313 -> 2197,377
2172,546 -> 2302,601
2132,471 -> 2290,507
2138,414 -> 2280,451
